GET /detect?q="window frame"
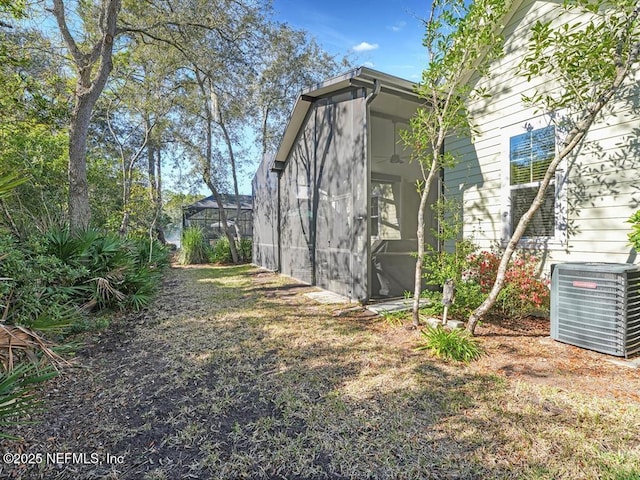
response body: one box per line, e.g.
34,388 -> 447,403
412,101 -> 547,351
370,194 -> 380,239
501,116 -> 567,247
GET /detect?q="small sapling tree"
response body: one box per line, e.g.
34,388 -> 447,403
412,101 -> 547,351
405,0 -> 510,327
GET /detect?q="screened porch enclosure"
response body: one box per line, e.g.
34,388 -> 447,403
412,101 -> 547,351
279,91 -> 368,299
368,112 -> 438,299
253,67 -> 438,302
183,194 -> 253,243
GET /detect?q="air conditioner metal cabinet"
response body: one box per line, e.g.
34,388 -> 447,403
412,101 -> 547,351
550,262 -> 640,358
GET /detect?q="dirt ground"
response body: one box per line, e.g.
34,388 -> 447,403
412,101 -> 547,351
326,291 -> 640,404
318,291 -> 640,404
1,264 -> 638,480
468,314 -> 640,404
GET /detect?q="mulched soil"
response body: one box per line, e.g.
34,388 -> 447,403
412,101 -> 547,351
1,264 -> 638,479
470,314 -> 640,404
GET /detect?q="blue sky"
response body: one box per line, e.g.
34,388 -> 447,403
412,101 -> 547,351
272,0 -> 429,81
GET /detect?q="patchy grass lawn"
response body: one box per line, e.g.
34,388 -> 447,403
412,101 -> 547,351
2,264 -> 639,479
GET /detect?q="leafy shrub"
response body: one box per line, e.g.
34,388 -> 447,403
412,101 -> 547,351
627,210 -> 640,251
179,227 -> 210,265
416,325 -> 482,362
210,237 -> 252,264
420,198 -> 488,318
382,311 -> 407,326
130,235 -> 171,270
467,250 -> 549,317
0,232 -> 85,331
210,235 -> 233,264
0,227 -> 169,329
239,238 -> 252,263
422,237 -> 487,318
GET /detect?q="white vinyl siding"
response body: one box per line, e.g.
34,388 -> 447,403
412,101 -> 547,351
443,0 -> 640,270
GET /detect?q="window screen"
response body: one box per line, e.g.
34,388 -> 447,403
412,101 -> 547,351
510,125 -> 555,185
509,125 -> 556,237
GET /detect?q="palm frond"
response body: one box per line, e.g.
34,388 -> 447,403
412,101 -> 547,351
0,325 -> 70,372
0,174 -> 27,200
0,362 -> 57,439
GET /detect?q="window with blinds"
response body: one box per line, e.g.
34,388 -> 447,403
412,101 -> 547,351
509,125 -> 556,237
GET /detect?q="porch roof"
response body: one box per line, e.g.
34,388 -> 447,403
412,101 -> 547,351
273,66 -> 422,168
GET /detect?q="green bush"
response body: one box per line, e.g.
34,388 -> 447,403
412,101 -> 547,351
209,236 -> 252,264
239,238 -> 252,263
0,227 -> 169,330
420,198 -> 487,318
467,249 -> 549,317
627,210 -> 640,251
416,325 -> 482,362
0,232 -> 85,331
179,227 -> 210,265
210,235 -> 233,264
422,237 -> 486,318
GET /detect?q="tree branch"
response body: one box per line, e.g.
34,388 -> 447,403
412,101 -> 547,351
50,0 -> 85,67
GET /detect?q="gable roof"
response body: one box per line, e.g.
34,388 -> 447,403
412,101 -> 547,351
273,66 -> 422,166
183,194 -> 253,219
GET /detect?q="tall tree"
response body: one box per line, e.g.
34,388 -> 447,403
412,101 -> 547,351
466,0 -> 640,333
102,47 -> 178,237
0,23 -> 70,233
404,0 -> 509,327
255,24 -> 348,157
121,0 -> 270,263
0,0 -> 25,25
49,0 -> 121,229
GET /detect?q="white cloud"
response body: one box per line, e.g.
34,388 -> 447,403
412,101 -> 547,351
363,61 -> 375,68
388,21 -> 406,32
352,41 -> 379,52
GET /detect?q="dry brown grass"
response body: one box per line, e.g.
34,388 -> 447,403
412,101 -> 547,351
1,264 -> 639,479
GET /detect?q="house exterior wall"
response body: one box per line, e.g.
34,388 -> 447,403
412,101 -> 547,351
445,0 -> 640,272
279,90 -> 368,299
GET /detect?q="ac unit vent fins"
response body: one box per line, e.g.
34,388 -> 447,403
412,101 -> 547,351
551,262 -> 640,358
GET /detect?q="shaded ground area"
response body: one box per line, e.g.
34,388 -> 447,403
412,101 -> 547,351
2,264 -> 639,479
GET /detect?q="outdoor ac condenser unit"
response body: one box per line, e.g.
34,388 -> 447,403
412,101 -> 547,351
551,262 -> 640,358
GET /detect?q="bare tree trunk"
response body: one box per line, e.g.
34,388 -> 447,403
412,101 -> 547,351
148,139 -> 166,243
197,73 -> 239,263
155,148 -> 166,243
216,102 -> 243,259
50,0 -> 122,230
411,161 -> 440,327
107,100 -> 150,238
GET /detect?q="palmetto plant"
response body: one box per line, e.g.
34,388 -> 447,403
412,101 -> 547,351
0,362 -> 58,439
41,227 -> 166,311
0,325 -> 69,372
0,174 -> 27,200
